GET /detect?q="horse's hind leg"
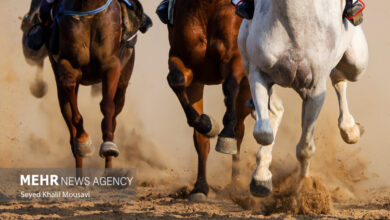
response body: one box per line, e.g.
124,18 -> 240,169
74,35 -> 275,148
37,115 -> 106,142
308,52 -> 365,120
186,82 -> 210,202
331,28 -> 368,144
168,56 -> 219,138
231,78 -> 251,184
55,59 -> 93,168
103,56 -> 134,168
216,56 -> 246,155
99,59 -> 122,165
296,81 -> 326,178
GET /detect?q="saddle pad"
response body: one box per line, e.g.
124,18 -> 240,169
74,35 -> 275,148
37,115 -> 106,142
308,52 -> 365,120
168,0 -> 176,25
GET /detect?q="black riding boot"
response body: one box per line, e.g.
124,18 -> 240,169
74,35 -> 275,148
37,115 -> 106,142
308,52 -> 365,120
235,1 -> 254,20
139,14 -> 153,33
27,24 -> 50,50
345,0 -> 365,26
156,0 -> 169,24
27,1 -> 53,50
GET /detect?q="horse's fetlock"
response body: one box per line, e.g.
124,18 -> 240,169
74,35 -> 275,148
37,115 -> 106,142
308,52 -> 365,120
219,127 -> 236,139
192,114 -> 212,134
103,132 -> 114,142
192,179 -> 209,195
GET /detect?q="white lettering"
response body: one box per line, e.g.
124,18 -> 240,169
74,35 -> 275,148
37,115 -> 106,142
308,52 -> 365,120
127,177 -> 134,185
40,175 -> 49,186
51,175 -> 59,186
20,175 -> 30,186
31,175 -> 39,186
20,175 -> 60,186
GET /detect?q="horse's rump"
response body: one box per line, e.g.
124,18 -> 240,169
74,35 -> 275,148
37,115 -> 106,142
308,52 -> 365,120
170,0 -> 241,68
47,0 -> 143,57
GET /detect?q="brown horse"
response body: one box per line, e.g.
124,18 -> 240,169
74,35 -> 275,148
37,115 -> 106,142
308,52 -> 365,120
41,0 -> 145,169
166,0 -> 251,201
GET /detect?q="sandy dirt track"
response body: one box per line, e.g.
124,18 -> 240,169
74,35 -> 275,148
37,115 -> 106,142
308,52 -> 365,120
1,0 -> 390,219
0,186 -> 389,219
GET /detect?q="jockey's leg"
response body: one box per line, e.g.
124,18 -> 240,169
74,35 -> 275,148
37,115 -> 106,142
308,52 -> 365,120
232,0 -> 254,20
156,0 -> 169,24
27,0 -> 55,50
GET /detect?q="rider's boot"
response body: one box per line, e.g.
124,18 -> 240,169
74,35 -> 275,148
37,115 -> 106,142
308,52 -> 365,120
156,0 -> 169,24
233,0 -> 254,20
27,0 -> 53,50
139,14 -> 153,33
345,0 -> 365,26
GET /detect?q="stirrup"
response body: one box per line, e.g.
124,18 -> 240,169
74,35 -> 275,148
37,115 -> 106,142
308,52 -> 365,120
345,0 -> 365,26
235,1 -> 254,20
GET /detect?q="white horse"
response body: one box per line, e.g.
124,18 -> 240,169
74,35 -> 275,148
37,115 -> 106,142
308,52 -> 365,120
238,0 -> 368,197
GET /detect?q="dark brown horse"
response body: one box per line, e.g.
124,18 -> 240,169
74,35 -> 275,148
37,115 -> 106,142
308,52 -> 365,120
37,0 -> 145,169
166,0 -> 251,201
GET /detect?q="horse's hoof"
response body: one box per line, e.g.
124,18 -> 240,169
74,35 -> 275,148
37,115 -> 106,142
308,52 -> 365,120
188,193 -> 207,203
30,80 -> 48,98
204,116 -> 220,138
340,123 -> 364,144
215,136 -> 237,155
99,142 -> 120,158
250,178 -> 272,197
74,138 -> 94,158
253,119 -> 274,145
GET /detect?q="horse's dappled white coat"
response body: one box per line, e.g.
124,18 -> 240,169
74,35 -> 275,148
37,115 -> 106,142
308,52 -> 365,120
238,0 -> 368,196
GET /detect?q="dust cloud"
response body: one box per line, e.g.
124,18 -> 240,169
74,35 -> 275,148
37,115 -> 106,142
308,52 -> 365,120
0,0 -> 389,212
